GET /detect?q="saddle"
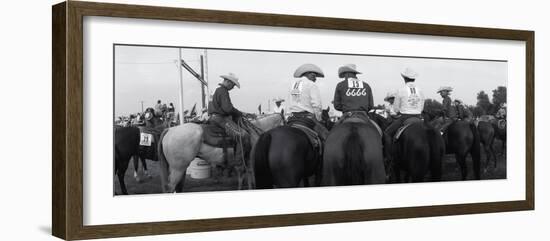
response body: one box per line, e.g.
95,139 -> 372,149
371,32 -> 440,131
287,116 -> 322,154
394,117 -> 423,140
201,123 -> 236,148
340,111 -> 383,137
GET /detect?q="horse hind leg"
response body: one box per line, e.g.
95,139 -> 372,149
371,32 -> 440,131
141,157 -> 151,178
168,168 -> 187,193
117,171 -> 128,195
455,154 -> 468,180
132,156 -> 141,183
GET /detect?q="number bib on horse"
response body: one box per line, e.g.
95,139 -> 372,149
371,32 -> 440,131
139,133 -> 153,146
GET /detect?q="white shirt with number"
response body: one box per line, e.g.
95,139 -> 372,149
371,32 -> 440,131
394,82 -> 425,115
288,78 -> 322,120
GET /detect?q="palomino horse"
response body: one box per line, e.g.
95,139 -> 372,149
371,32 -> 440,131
431,116 -> 481,180
371,113 -> 443,183
157,114 -> 283,193
254,119 -> 328,188
322,118 -> 386,186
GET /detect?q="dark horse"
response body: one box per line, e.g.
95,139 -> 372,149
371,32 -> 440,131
477,121 -> 497,170
322,118 -> 386,186
371,113 -> 443,183
114,109 -> 169,194
430,116 -> 481,180
254,125 -> 324,188
114,126 -> 140,195
492,120 -> 507,157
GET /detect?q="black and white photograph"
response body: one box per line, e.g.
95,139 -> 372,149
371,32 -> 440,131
114,45 -> 507,195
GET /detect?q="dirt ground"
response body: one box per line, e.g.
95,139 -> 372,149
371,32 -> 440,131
114,139 -> 506,195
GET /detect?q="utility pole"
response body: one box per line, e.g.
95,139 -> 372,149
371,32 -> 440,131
200,55 -> 206,108
178,49 -> 185,125
140,101 -> 144,113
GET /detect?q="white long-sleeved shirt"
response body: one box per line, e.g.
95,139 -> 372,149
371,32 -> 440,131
288,78 -> 322,120
393,82 -> 425,115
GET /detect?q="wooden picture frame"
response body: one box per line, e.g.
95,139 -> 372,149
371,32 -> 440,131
52,1 -> 534,240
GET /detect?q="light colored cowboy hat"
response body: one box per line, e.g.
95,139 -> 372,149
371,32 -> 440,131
401,67 -> 418,79
437,86 -> 453,93
220,73 -> 240,88
384,91 -> 396,101
144,111 -> 153,121
338,64 -> 362,78
454,99 -> 463,104
293,63 -> 325,78
273,97 -> 285,102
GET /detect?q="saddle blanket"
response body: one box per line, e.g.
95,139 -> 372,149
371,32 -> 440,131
139,133 -> 153,146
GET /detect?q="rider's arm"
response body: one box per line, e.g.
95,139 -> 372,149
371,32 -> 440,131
310,84 -> 323,120
366,84 -> 374,111
393,88 -> 402,114
219,88 -> 241,116
333,82 -> 343,111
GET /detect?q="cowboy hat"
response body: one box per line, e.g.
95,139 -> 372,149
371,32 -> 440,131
220,73 -> 240,88
437,86 -> 453,93
293,63 -> 325,78
273,97 -> 285,102
144,111 -> 153,121
401,67 -> 418,79
338,64 -> 362,78
384,91 -> 396,101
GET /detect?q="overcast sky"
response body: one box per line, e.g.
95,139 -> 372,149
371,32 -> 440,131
114,45 -> 507,117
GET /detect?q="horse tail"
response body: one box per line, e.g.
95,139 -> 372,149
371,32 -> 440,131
469,123 -> 481,179
343,124 -> 366,185
426,126 -> 443,181
157,128 -> 170,193
114,145 -> 121,175
254,131 -> 274,189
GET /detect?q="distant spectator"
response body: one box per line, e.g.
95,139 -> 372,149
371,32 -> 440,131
154,100 -> 163,117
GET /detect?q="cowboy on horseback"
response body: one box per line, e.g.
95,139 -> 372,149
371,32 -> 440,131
384,67 -> 425,138
208,73 -> 252,167
437,86 -> 457,132
495,103 -> 507,129
333,64 -> 374,122
288,64 -> 329,145
384,91 -> 398,120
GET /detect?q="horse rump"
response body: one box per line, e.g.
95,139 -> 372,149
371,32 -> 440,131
253,131 -> 274,189
426,125 -> 443,181
469,123 -> 481,179
157,128 -> 170,193
342,124 -> 367,185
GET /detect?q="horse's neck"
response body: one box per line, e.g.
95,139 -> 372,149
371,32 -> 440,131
252,115 -> 281,131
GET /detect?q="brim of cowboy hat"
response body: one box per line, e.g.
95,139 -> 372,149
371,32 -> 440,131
220,75 -> 241,88
384,96 -> 395,101
338,67 -> 362,78
437,89 -> 452,93
294,64 -> 325,78
400,73 -> 418,79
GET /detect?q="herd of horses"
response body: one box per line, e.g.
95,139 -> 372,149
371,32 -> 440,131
114,108 -> 506,195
